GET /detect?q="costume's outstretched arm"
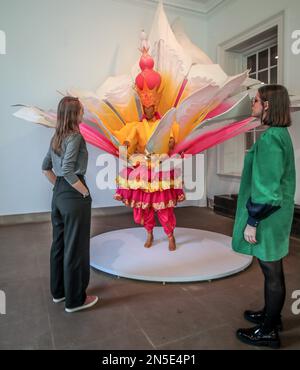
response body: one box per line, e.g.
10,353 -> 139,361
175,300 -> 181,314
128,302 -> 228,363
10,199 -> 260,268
175,71 -> 249,142
173,92 -> 252,154
184,117 -> 260,155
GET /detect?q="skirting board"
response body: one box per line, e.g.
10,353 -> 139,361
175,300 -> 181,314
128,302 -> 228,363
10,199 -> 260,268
0,206 -> 132,226
0,203 -> 202,226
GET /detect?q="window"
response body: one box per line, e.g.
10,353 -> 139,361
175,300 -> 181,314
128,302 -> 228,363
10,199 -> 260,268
247,44 -> 278,84
217,43 -> 279,175
216,15 -> 283,178
245,44 -> 278,151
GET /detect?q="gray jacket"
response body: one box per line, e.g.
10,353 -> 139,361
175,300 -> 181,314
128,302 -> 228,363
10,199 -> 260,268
42,133 -> 88,185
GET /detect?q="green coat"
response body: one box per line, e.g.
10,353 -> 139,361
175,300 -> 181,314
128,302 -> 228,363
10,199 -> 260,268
232,127 -> 296,262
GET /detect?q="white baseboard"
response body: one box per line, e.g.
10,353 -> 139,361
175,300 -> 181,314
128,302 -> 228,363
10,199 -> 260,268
0,206 -> 131,226
0,204 -> 208,226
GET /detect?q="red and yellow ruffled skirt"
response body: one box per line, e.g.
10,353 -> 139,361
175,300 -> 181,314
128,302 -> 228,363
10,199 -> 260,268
114,165 -> 185,211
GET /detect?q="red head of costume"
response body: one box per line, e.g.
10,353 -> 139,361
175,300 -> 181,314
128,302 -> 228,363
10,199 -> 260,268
135,32 -> 162,115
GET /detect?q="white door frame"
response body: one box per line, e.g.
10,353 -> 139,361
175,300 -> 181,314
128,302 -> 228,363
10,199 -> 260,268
217,11 -> 284,83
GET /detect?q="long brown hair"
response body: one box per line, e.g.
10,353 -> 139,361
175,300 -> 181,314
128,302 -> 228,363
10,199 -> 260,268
52,96 -> 83,155
258,84 -> 291,127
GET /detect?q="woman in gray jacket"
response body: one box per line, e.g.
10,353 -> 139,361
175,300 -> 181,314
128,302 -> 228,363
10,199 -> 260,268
42,96 -> 98,313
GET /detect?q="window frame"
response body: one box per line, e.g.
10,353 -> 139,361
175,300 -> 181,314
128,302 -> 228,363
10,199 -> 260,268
216,13 -> 283,178
246,43 -> 278,85
244,43 -> 278,154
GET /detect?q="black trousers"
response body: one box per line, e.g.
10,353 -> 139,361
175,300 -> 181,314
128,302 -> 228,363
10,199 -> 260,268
50,176 -> 92,309
258,258 -> 286,330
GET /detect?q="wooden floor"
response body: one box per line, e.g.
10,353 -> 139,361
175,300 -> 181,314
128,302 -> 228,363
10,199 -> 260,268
0,207 -> 299,350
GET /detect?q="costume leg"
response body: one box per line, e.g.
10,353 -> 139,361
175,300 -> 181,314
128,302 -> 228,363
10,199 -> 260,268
156,207 -> 176,237
133,208 -> 155,233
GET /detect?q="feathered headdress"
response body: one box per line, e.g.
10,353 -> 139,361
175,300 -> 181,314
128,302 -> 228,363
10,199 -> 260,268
135,31 -> 162,109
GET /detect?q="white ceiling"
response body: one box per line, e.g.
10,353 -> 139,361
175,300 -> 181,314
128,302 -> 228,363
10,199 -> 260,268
146,0 -> 228,14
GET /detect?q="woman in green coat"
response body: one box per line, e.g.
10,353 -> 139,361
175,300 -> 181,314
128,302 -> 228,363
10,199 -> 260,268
232,85 -> 296,349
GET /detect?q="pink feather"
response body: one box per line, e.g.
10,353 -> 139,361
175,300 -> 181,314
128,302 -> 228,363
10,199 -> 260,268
184,117 -> 259,155
79,123 -> 119,157
204,102 -> 233,119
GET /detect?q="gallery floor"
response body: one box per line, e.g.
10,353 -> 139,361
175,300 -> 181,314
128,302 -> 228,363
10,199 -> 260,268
0,207 -> 299,350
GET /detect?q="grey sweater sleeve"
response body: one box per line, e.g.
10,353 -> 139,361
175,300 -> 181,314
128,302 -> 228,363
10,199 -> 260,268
42,145 -> 53,171
62,133 -> 82,185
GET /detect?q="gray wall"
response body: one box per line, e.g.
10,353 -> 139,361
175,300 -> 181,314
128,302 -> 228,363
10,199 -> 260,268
0,0 -> 207,215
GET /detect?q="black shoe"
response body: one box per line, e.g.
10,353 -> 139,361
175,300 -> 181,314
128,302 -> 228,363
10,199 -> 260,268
244,310 -> 283,331
236,325 -> 281,349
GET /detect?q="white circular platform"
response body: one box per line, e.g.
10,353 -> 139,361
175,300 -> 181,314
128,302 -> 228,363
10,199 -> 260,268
90,227 -> 252,283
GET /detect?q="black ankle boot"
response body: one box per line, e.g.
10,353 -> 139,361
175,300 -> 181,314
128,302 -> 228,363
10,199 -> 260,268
236,325 -> 280,349
244,310 -> 283,331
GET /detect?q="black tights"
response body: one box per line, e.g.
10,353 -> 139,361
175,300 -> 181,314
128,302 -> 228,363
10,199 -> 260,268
258,259 -> 286,330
